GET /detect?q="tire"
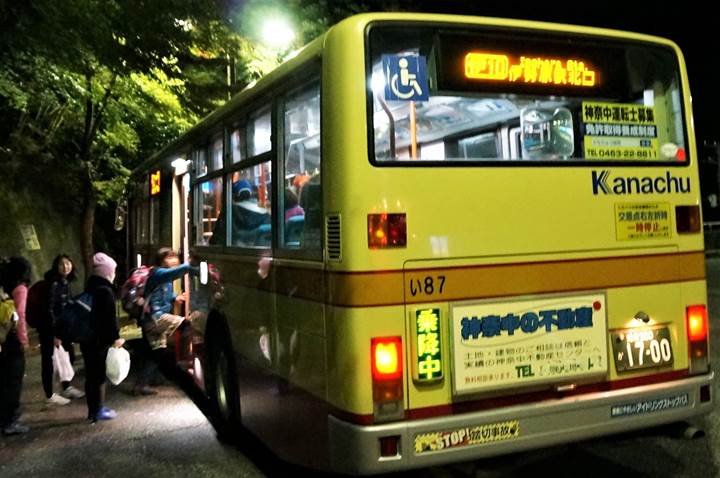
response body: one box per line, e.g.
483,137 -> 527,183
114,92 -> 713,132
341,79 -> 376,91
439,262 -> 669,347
206,321 -> 241,441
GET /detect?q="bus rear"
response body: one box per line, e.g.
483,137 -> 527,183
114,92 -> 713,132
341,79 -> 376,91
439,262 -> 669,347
322,14 -> 713,473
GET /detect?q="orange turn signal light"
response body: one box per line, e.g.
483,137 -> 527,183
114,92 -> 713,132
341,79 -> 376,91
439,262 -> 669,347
368,214 -> 406,249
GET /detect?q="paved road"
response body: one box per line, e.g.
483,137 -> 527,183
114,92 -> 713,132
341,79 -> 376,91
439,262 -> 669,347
1,260 -> 720,478
0,341 -> 277,477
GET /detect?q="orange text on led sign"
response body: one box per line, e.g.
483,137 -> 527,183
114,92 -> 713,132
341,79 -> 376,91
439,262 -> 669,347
465,52 -> 597,87
150,170 -> 161,196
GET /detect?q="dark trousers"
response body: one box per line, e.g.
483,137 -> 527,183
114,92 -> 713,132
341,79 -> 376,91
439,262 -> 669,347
0,332 -> 25,427
39,329 -> 75,398
134,327 -> 159,388
79,341 -> 108,418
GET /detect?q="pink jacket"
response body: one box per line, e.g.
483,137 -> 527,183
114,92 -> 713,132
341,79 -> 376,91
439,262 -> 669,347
12,284 -> 29,348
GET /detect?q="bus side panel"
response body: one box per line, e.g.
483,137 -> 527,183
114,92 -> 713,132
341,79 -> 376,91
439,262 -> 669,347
215,258 -> 331,470
275,293 -> 327,401
234,348 -> 332,471
212,259 -> 276,435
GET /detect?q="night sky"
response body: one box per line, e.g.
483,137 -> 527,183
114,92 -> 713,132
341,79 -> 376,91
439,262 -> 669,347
410,0 -> 716,147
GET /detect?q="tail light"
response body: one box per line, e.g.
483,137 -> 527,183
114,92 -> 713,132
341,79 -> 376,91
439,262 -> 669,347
676,205 -> 701,234
687,305 -> 708,341
372,338 -> 402,380
687,305 -> 709,374
368,214 -> 406,248
371,337 -> 404,422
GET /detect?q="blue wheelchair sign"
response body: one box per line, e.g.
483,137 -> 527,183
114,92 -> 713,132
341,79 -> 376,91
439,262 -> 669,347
382,54 -> 429,102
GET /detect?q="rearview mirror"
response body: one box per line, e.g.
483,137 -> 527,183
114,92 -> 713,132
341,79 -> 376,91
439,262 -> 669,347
521,107 -> 574,159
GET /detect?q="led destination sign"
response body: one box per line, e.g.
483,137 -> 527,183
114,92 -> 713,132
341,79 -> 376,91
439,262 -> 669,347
464,52 -> 597,87
437,32 -> 631,97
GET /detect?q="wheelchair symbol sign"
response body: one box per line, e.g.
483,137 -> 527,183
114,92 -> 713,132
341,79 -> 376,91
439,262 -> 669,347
383,54 -> 429,102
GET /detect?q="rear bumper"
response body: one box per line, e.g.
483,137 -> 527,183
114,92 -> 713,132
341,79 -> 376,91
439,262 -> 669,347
328,371 -> 714,475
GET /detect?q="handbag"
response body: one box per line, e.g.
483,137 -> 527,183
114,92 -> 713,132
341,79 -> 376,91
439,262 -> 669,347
52,345 -> 75,382
106,346 -> 131,385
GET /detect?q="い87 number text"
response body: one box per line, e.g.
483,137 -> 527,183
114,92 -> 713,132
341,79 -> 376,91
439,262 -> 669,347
409,275 -> 446,297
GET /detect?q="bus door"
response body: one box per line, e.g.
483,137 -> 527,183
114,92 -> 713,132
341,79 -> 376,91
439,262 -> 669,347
172,160 -> 203,384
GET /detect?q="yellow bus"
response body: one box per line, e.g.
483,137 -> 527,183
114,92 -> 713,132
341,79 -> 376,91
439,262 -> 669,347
126,12 -> 713,474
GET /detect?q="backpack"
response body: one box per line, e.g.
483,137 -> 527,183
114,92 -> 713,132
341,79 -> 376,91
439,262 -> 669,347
120,265 -> 152,320
0,293 -> 18,348
25,279 -> 50,329
55,292 -> 93,342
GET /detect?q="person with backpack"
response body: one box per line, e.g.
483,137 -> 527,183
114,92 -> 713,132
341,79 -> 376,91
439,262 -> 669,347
121,264 -> 159,396
0,257 -> 32,435
81,252 -> 125,423
136,248 -> 198,397
36,254 -> 85,407
141,248 -> 196,351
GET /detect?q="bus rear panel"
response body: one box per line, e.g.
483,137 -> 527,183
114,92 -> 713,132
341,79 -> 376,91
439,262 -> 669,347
321,14 -> 712,474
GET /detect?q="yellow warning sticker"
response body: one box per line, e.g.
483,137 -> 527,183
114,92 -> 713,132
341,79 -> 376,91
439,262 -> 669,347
615,203 -> 672,241
414,420 -> 520,454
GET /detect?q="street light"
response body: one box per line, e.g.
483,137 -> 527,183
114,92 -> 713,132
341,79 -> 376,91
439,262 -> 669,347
261,17 -> 295,51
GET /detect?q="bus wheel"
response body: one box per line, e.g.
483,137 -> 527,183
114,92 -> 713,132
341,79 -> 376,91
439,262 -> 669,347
206,322 -> 240,442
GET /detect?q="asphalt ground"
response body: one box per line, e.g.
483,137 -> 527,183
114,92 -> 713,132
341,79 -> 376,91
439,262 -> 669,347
0,335 -> 276,478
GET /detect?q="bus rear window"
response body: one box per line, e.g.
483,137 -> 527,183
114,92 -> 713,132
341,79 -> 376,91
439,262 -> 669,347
368,25 -> 687,164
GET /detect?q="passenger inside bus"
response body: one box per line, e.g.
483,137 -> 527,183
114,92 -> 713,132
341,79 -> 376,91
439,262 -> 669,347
231,179 -> 271,247
284,188 -> 305,247
298,177 -> 322,249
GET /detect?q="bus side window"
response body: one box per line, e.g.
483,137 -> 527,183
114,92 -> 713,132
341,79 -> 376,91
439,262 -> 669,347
197,176 -> 223,246
229,163 -> 272,248
282,81 -> 321,253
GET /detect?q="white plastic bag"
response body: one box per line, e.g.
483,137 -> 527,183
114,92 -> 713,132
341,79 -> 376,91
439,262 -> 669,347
52,345 -> 75,382
106,346 -> 131,385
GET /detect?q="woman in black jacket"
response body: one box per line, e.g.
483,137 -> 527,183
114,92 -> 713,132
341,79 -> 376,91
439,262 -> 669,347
82,253 -> 124,423
40,254 -> 85,406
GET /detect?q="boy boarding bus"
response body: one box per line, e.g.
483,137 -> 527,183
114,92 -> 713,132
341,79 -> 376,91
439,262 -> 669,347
126,12 -> 713,474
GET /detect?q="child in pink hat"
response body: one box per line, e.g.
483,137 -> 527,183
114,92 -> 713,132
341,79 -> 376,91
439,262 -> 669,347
80,252 -> 125,423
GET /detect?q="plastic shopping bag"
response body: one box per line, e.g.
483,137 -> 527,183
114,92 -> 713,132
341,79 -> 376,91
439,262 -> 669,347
52,345 -> 75,382
106,346 -> 131,385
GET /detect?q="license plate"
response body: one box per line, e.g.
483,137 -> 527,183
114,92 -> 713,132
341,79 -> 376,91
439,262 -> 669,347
611,326 -> 673,372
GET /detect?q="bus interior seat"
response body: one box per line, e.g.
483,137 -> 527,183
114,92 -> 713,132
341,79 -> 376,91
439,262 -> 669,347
285,215 -> 305,246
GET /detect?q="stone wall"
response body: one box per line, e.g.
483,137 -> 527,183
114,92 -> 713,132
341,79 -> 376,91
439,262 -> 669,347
0,182 -> 86,282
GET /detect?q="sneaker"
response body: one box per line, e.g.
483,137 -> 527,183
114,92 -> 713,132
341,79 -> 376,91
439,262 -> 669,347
2,422 -> 30,435
94,407 -> 117,421
45,393 -> 71,406
60,386 -> 85,399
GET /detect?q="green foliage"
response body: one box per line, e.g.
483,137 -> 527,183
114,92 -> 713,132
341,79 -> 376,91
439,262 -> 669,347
0,0 -> 386,258
288,0 -> 374,41
0,0 -> 236,262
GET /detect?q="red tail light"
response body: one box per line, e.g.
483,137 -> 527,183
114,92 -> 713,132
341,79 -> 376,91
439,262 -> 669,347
371,337 -> 404,422
687,305 -> 708,342
687,305 -> 709,375
371,337 -> 402,380
368,214 -> 406,248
